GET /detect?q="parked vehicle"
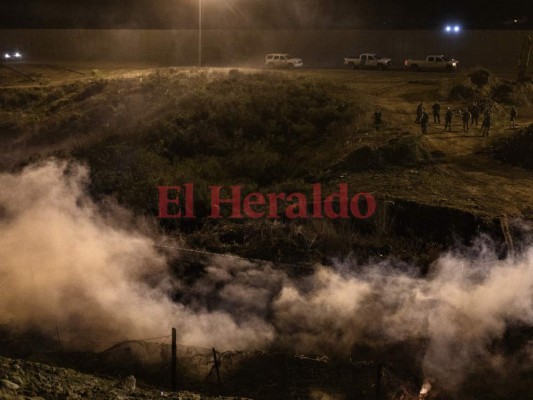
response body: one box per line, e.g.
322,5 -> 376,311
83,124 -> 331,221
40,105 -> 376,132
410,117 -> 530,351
344,53 -> 391,70
404,55 -> 458,72
265,53 -> 303,69
2,50 -> 23,61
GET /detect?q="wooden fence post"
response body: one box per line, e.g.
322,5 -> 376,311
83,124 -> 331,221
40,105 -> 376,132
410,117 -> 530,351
55,325 -> 63,353
171,328 -> 177,392
500,214 -> 514,255
376,364 -> 382,400
212,348 -> 221,390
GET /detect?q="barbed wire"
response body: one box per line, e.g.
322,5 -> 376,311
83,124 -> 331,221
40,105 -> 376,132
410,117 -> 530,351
154,240 -> 317,271
0,333 -> 217,353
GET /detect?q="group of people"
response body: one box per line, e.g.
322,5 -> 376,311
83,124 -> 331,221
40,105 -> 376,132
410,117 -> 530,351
419,101 -> 497,137
372,101 -> 519,139
424,100 -> 494,137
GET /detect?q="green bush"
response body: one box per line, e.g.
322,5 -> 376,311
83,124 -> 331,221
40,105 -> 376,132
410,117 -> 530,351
449,84 -> 475,100
447,68 -> 531,106
491,82 -> 514,104
73,137 -> 177,215
381,136 -> 428,166
487,124 -> 533,169
68,71 -> 366,221
0,88 -> 46,109
142,72 -> 359,183
73,79 -> 107,102
343,136 -> 428,171
468,68 -> 493,87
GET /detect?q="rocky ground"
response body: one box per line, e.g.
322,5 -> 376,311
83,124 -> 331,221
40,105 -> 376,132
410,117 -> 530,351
0,356 -> 246,400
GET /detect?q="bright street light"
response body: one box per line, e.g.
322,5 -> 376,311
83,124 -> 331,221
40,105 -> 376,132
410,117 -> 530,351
199,0 -> 202,66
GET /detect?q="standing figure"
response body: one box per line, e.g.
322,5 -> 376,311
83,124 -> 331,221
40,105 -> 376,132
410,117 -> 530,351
444,107 -> 453,131
481,112 -> 491,138
432,101 -> 441,124
420,109 -> 429,134
373,107 -> 383,131
461,108 -> 471,131
470,102 -> 480,126
510,106 -> 518,129
415,103 -> 424,124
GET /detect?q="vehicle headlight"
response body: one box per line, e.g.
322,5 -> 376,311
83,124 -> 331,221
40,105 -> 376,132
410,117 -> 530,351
4,53 -> 10,59
14,52 -> 21,58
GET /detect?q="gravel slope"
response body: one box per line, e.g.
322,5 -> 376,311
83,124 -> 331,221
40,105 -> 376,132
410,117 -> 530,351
0,356 -> 246,400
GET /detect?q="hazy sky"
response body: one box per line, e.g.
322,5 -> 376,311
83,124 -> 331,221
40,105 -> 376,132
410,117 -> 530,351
0,0 -> 530,29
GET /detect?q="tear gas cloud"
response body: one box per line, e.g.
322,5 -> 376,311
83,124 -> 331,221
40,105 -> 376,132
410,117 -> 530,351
0,161 -> 273,349
1,160 -> 532,389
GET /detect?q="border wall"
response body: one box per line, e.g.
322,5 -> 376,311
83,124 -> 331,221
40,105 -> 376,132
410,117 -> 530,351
1,29 -> 531,70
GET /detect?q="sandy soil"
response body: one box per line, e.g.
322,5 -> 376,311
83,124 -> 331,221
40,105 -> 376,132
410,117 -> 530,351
1,63 -> 532,220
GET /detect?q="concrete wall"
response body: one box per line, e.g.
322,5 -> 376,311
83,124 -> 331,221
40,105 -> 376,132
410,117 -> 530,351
1,29 -> 531,69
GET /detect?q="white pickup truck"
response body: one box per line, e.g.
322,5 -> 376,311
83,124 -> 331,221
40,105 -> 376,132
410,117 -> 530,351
344,53 -> 391,70
404,55 -> 459,72
265,53 -> 303,69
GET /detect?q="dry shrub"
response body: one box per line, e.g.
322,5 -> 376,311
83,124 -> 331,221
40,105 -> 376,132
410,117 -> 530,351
445,68 -> 533,105
343,136 -> 429,171
468,68 -> 493,87
487,124 -> 533,169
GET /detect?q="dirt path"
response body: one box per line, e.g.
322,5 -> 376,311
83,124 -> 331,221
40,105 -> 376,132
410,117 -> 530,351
420,131 -> 533,216
322,69 -> 533,218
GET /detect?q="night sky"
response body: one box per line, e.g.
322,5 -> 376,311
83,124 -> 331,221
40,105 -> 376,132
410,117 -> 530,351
0,0 -> 530,29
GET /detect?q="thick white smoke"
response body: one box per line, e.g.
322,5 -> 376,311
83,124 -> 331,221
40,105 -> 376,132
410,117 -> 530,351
1,160 -> 532,390
0,160 -> 273,350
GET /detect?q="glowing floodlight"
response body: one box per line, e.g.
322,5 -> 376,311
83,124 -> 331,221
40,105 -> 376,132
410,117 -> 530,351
445,25 -> 461,34
3,51 -> 23,60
